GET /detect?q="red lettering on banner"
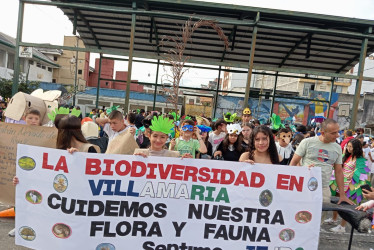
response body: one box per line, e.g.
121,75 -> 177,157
131,161 -> 147,177
171,165 -> 184,180
234,171 -> 249,187
85,158 -> 102,175
159,164 -> 172,179
184,166 -> 198,182
42,153 -> 68,173
277,174 -> 304,192
42,153 -> 53,170
220,169 -> 235,185
250,172 -> 265,188
146,163 -> 157,179
115,160 -> 131,176
55,156 -> 68,173
198,167 -> 210,182
102,159 -> 115,175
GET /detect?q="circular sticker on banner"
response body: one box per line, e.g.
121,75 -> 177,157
25,190 -> 42,204
296,248 -> 304,250
96,243 -> 116,250
259,189 -> 273,207
18,156 -> 36,170
19,226 -> 36,241
308,177 -> 318,191
53,174 -> 68,193
52,223 -> 72,239
295,211 -> 312,224
279,228 -> 295,242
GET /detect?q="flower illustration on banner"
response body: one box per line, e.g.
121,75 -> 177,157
53,174 -> 68,193
18,156 -> 36,170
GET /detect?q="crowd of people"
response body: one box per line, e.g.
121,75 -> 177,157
3,102 -> 374,237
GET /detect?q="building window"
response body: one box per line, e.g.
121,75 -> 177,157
52,79 -> 56,83
105,82 -> 109,86
36,63 -> 41,68
78,69 -> 82,75
53,56 -> 58,61
333,85 -> 343,93
29,60 -> 34,65
48,67 -> 52,72
42,65 -> 46,69
303,83 -> 315,97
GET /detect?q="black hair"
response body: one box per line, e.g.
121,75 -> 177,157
213,118 -> 227,130
296,125 -> 307,134
221,133 -> 243,154
247,125 -> 279,164
127,112 -> 136,124
108,110 -> 123,120
343,139 -> 363,163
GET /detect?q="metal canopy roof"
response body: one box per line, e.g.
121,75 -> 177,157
51,0 -> 373,74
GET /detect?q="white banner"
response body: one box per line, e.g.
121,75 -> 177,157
15,144 -> 322,250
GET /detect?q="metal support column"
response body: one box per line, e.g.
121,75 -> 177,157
152,59 -> 160,110
349,27 -> 372,130
73,36 -> 79,106
95,54 -> 102,108
270,72 -> 279,116
327,77 -> 335,118
124,1 -> 136,113
213,66 -> 222,118
12,1 -> 25,96
243,12 -> 260,108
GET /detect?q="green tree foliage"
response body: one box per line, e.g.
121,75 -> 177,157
0,77 -> 40,99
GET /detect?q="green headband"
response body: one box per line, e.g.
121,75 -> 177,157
150,116 -> 174,134
47,107 -> 81,122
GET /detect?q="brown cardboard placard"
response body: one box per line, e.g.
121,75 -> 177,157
0,123 -> 57,205
105,130 -> 139,155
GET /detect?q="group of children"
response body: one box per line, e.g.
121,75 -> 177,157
6,103 -> 374,237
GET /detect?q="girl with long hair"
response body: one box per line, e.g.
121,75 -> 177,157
239,125 -> 281,164
214,124 -> 244,161
327,139 -> 369,233
55,114 -> 100,153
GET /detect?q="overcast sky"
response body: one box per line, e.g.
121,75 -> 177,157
0,0 -> 373,87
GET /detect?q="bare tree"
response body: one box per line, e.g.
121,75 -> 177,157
160,19 -> 229,114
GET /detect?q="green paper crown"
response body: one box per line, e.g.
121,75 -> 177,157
270,113 -> 284,130
47,107 -> 81,122
150,116 -> 174,134
106,105 -> 119,115
224,112 -> 237,123
169,112 -> 180,121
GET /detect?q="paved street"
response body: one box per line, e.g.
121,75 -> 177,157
0,202 -> 372,250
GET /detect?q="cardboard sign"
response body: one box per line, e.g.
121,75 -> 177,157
0,123 -> 57,205
105,130 -> 139,155
15,145 -> 322,250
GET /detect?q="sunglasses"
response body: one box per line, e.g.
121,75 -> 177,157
182,125 -> 194,132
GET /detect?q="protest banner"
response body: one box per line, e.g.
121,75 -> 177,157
0,123 -> 57,205
15,144 -> 322,250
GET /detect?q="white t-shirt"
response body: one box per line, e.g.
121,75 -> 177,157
104,123 -> 127,143
208,132 -> 226,153
364,147 -> 374,173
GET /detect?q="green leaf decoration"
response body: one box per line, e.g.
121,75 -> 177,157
270,113 -> 283,130
47,107 -> 81,122
150,116 -> 174,134
106,105 -> 119,115
224,112 -> 237,123
184,116 -> 192,120
169,112 -> 180,121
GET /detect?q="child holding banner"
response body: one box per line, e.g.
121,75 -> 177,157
54,114 -> 100,153
134,115 -> 180,157
239,125 -> 282,164
169,119 -> 207,158
214,123 -> 244,161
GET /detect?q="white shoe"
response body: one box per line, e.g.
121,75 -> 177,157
330,225 -> 346,233
8,228 -> 15,237
324,218 -> 338,225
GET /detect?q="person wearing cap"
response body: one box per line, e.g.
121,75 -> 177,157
241,107 -> 252,124
214,124 -> 244,161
